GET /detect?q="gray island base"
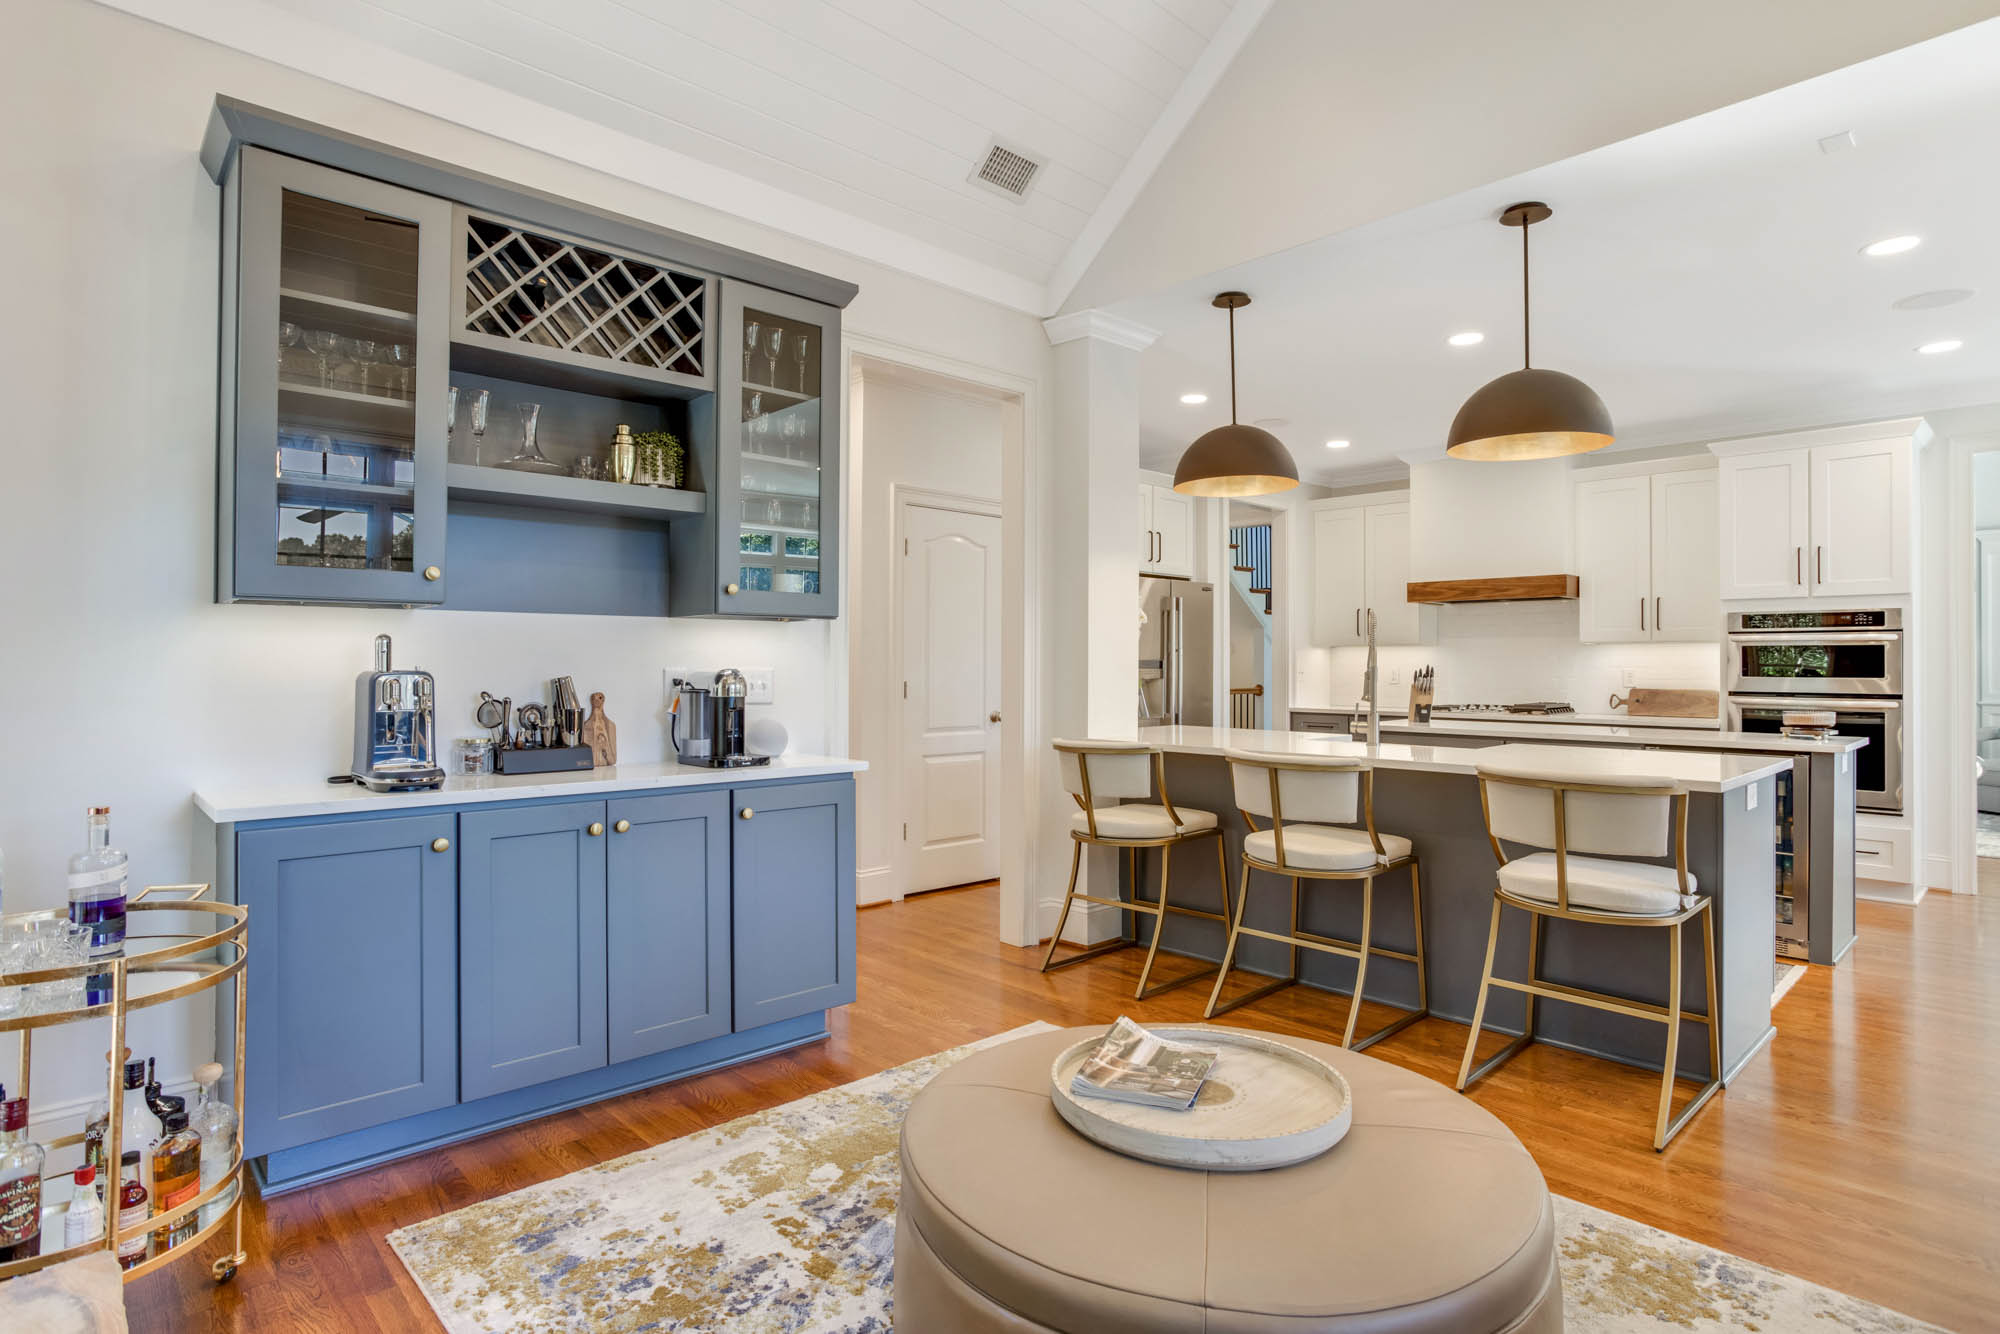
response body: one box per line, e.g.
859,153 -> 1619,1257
1118,728 -> 1783,1084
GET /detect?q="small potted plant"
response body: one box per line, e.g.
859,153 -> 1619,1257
631,430 -> 684,488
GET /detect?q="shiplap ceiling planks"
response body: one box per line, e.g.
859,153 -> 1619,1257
248,0 -> 1254,304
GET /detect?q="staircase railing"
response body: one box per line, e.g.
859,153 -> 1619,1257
1230,684 -> 1265,729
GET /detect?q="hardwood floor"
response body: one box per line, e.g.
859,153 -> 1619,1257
128,878 -> 1999,1332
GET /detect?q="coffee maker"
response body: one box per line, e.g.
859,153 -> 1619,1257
672,668 -> 771,769
351,635 -> 446,791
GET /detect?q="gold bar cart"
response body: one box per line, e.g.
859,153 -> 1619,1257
0,885 -> 249,1285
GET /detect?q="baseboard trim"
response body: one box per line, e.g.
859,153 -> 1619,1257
1923,853 -> 1957,895
1037,895 -> 1123,944
1857,878 -> 1927,905
856,863 -> 898,906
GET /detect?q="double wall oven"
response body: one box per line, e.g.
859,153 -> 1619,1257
1725,609 -> 1902,814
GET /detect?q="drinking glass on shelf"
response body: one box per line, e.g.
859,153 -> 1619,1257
763,327 -> 784,386
350,339 -> 380,394
798,499 -> 818,531
468,389 -> 491,465
791,333 -> 810,394
743,321 -> 760,380
384,343 -> 414,399
502,402 -> 563,473
445,386 -> 460,459
303,329 -> 338,387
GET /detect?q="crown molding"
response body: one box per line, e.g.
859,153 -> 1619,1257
1041,309 -> 1160,351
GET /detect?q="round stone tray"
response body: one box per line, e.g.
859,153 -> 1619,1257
1049,1025 -> 1353,1171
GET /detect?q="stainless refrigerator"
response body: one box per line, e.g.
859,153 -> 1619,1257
1138,578 -> 1214,726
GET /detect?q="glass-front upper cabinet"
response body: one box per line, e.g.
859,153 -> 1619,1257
221,148 -> 452,604
677,282 -> 841,617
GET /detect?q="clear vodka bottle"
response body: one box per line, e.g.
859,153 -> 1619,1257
66,807 -> 128,1006
190,1063 -> 237,1230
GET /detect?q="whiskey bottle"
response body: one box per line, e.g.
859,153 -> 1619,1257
116,1150 -> 147,1269
190,1062 -> 238,1230
149,1110 -> 200,1250
82,1046 -> 131,1207
0,1093 -> 44,1261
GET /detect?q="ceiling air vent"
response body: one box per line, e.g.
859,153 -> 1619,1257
970,140 -> 1043,201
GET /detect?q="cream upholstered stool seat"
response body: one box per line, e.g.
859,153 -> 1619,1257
1205,749 -> 1429,1051
1042,740 -> 1231,1000
893,1025 -> 1563,1333
1458,756 -> 1722,1151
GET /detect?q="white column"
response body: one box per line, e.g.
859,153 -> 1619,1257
1038,309 -> 1158,943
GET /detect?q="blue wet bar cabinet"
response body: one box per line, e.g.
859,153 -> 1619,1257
195,760 -> 860,1192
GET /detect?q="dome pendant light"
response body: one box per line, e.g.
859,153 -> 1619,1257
1173,292 -> 1300,497
1445,202 -> 1613,461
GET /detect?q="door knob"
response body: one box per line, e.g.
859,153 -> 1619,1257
739,807 -> 754,820
430,837 -> 450,853
989,711 -> 1002,724
725,582 -> 740,595
423,566 -> 442,582
588,822 -> 604,837
613,819 -> 630,833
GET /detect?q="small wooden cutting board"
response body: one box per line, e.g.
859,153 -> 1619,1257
1609,688 -> 1720,719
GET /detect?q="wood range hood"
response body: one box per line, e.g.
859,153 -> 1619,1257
1404,574 -> 1580,604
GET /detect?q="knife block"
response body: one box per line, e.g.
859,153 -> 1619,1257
1408,679 -> 1434,724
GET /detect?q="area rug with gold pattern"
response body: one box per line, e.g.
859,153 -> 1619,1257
388,1022 -> 1945,1333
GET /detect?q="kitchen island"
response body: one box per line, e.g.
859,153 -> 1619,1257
195,757 -> 863,1191
1123,727 -> 1785,1085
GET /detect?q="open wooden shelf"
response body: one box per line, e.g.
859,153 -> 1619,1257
446,463 -> 707,522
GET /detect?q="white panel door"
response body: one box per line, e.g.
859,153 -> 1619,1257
1717,448 -> 1809,600
1310,505 -> 1366,646
900,504 -> 1002,894
1811,437 -> 1909,597
1650,470 -> 1721,641
1573,476 -> 1652,643
1136,482 -> 1156,572
1362,503 -> 1421,645
1151,485 -> 1195,579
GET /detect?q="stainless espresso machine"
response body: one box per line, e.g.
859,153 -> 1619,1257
350,634 -> 446,791
672,668 -> 771,768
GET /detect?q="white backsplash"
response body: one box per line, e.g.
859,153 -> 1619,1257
1295,600 -> 1721,712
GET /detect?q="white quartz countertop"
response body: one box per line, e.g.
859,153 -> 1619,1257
1353,717 -> 1864,754
1138,726 -> 1792,793
195,755 -> 868,823
1295,706 -> 1720,730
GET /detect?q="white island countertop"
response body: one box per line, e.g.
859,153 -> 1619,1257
1347,716 -> 1866,754
1138,726 -> 1792,794
196,755 -> 868,823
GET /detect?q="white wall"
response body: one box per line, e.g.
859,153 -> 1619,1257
1,0 -> 1049,1127
846,367 -> 1008,903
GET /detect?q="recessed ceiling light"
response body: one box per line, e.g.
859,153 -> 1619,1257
1894,289 -> 1973,311
1325,439 -> 1351,450
1862,235 -> 1922,257
1917,339 -> 1963,355
1179,392 -> 1208,405
1447,331 -> 1485,347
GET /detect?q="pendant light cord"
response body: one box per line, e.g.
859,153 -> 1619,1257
1228,303 -> 1239,424
1521,218 -> 1532,370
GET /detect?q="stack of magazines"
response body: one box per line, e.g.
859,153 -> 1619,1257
1070,1017 -> 1219,1110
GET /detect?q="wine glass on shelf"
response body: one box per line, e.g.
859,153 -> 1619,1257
384,343 -> 414,399
445,386 -> 460,460
763,327 -> 784,387
468,389 -> 490,465
278,321 -> 302,381
791,333 -> 810,394
743,321 -> 760,381
303,329 -> 338,387
350,339 -> 380,395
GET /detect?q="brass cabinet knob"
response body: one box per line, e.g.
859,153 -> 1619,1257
423,566 -> 442,582
725,582 -> 740,595
430,837 -> 450,853
613,819 -> 630,834
588,822 -> 605,837
989,711 -> 1002,724
739,807 -> 754,821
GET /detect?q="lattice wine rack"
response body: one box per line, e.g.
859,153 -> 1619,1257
460,212 -> 708,384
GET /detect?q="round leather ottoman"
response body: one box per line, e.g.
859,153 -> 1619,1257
895,1025 -> 1560,1333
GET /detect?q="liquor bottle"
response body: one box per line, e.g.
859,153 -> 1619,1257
116,1150 -> 148,1269
120,1058 -> 149,1190
143,1057 -> 185,1132
63,1166 -> 104,1249
66,806 -> 128,1007
190,1062 -> 238,1231
0,1093 -> 44,1261
82,1046 -> 130,1207
149,1110 -> 200,1251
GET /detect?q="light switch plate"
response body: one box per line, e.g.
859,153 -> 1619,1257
742,668 -> 774,704
1746,785 -> 1759,811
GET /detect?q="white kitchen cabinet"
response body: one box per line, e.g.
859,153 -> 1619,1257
1309,497 -> 1432,646
1714,430 -> 1911,600
1810,437 -> 1909,597
1575,469 -> 1719,643
1139,482 -> 1194,579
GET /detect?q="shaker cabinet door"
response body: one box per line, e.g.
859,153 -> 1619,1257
459,801 -> 609,1100
224,148 -> 453,605
237,813 -> 458,1155
605,790 -> 732,1063
1717,448 -> 1810,600
1310,506 -> 1366,647
1649,470 -> 1720,641
1574,476 -> 1652,643
730,779 -> 857,1027
1810,437 -> 1910,597
1150,485 -> 1195,579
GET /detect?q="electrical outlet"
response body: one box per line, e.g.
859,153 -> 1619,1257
1620,668 -> 1636,688
1388,667 -> 1403,685
665,668 -> 695,703
742,668 -> 774,704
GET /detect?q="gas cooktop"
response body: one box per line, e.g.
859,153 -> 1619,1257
1432,702 -> 1577,716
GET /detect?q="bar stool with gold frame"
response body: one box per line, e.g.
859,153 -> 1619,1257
1204,749 -> 1428,1050
1456,760 -> 1722,1152
1042,739 -> 1232,999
